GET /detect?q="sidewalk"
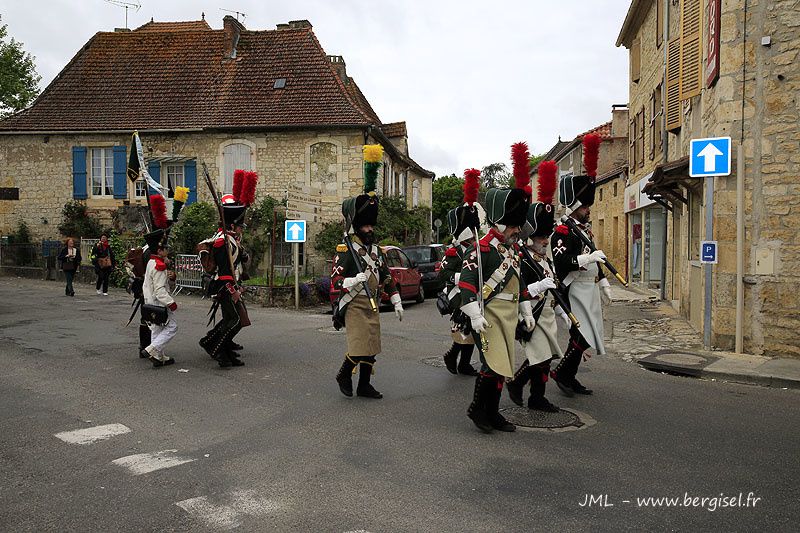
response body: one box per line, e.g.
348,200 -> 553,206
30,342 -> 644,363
605,284 -> 800,389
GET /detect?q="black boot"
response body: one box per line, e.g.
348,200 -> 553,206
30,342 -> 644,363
457,344 -> 479,376
467,374 -> 493,433
356,358 -> 382,399
229,341 -> 244,351
336,356 -> 356,397
528,364 -> 559,412
487,378 -> 515,432
228,349 -> 245,367
551,341 -> 582,397
506,360 -> 530,406
570,377 -> 593,395
443,343 -> 459,374
138,324 -> 151,357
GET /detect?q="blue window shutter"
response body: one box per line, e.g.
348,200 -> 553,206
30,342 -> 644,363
72,146 -> 88,199
184,160 -> 197,205
147,162 -> 161,195
112,145 -> 127,199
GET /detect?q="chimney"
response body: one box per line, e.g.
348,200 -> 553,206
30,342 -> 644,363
328,55 -> 347,84
223,15 -> 245,59
277,20 -> 312,31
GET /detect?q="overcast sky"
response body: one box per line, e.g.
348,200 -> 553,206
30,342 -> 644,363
2,0 -> 630,178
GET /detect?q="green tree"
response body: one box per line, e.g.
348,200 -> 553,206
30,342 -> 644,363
431,173 -> 464,227
241,195 -> 285,273
58,201 -> 103,238
375,196 -> 430,245
0,18 -> 41,117
481,162 -> 512,189
314,220 -> 345,255
169,202 -> 218,255
530,153 -> 546,168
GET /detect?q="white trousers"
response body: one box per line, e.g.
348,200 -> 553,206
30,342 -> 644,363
146,310 -> 177,360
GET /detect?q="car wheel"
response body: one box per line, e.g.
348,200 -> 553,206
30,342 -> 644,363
415,283 -> 425,304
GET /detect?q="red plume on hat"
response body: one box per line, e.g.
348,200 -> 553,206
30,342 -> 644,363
149,193 -> 169,230
232,169 -> 246,202
583,133 -> 601,178
511,141 -> 531,194
240,171 -> 258,206
463,168 -> 480,206
537,160 -> 558,205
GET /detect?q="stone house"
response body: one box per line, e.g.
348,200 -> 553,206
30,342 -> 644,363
0,16 -> 434,274
617,0 -> 800,356
531,109 -> 630,275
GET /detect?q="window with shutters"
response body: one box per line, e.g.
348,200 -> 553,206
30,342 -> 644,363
654,83 -> 663,154
638,107 -> 645,168
90,147 -> 114,197
631,37 -> 641,83
656,0 -> 664,48
649,92 -> 656,160
135,179 -> 146,198
222,142 -> 254,193
665,37 -> 682,131
679,0 -> 703,100
629,117 -> 637,170
165,164 -> 185,198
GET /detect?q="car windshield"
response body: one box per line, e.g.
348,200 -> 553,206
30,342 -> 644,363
403,247 -> 436,263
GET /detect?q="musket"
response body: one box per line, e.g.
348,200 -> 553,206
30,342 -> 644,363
473,227 -> 490,353
561,214 -> 628,286
342,217 -> 378,313
201,163 -> 238,292
518,244 -> 580,328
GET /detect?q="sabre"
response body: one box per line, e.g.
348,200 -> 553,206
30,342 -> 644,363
473,227 -> 490,352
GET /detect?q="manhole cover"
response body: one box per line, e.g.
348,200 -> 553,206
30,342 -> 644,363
500,407 -> 596,433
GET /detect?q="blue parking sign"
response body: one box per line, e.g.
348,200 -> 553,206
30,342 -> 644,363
690,137 -> 731,177
284,220 -> 306,243
700,241 -> 717,264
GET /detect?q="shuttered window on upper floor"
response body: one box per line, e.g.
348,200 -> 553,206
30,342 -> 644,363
631,37 -> 642,83
665,37 -> 682,131
679,0 -> 703,100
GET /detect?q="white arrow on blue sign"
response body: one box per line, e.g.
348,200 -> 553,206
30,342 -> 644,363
690,136 -> 731,177
284,219 -> 306,243
700,240 -> 718,264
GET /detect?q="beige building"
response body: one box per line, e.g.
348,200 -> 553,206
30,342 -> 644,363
617,0 -> 800,356
0,16 -> 433,273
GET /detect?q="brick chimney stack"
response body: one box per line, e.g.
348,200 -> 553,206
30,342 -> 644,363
223,15 -> 245,59
328,55 -> 348,84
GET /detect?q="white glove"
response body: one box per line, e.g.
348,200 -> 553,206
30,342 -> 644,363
342,272 -> 368,290
390,293 -> 404,321
526,277 -> 557,297
519,300 -> 535,332
577,249 -> 607,268
462,301 -> 488,334
454,272 -> 460,284
555,305 -> 571,329
599,277 -> 612,304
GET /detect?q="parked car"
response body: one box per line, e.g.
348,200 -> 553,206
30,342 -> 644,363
328,245 -> 424,305
402,244 -> 445,296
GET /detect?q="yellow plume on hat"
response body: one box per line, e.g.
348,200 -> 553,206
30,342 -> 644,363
363,144 -> 383,164
174,186 -> 190,203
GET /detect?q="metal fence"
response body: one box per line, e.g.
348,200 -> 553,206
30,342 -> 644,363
81,238 -> 99,262
0,243 -> 42,269
174,253 -> 205,293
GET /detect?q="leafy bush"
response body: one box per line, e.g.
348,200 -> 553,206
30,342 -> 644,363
108,231 -> 138,288
8,220 -> 32,243
375,196 -> 431,245
313,220 -> 344,255
315,276 -> 331,299
242,195 -> 285,274
169,202 -> 218,255
57,201 -> 102,239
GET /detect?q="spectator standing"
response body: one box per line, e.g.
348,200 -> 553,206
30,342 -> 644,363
57,238 -> 81,296
91,233 -> 115,295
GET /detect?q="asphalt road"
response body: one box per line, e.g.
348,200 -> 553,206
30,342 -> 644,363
1,277 -> 798,532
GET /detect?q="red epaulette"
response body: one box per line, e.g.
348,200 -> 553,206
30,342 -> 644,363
445,247 -> 458,257
213,238 -> 225,248
154,257 -> 167,271
554,224 -> 570,235
478,234 -> 492,252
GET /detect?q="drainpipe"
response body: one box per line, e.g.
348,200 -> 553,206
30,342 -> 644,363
660,0 -> 670,301
735,0 -> 748,353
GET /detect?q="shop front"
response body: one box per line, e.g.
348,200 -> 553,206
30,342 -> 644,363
625,176 -> 666,289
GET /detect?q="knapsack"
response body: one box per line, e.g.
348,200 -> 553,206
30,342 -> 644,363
196,242 -> 217,274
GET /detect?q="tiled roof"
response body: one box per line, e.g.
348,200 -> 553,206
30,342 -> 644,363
380,121 -> 407,138
344,77 -> 381,124
578,121 -> 613,141
531,140 -> 570,174
134,20 -> 212,32
0,23 -> 375,131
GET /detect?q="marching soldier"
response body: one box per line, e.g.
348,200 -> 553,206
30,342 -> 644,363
141,228 -> 178,367
438,168 -> 481,376
199,170 -> 257,368
550,134 -> 612,395
507,160 -> 570,411
459,142 -> 532,433
332,145 -> 403,400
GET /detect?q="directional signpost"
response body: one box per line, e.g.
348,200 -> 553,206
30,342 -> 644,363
690,136 -> 731,177
285,220 -> 307,309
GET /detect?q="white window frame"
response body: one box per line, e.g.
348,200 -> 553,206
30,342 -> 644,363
165,164 -> 185,197
135,178 -> 147,198
221,142 -> 254,194
89,147 -> 114,197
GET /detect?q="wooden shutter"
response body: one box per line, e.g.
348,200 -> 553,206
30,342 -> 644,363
184,160 -> 197,205
147,162 -> 161,196
72,146 -> 88,199
666,37 -> 682,131
631,37 -> 641,83
679,0 -> 703,100
112,145 -> 127,199
638,108 -> 645,168
629,117 -> 636,170
656,0 -> 664,48
648,92 -> 656,160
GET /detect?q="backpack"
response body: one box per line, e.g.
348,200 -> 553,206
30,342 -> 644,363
196,242 -> 217,274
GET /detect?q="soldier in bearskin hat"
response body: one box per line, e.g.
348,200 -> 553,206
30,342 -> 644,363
459,142 -> 533,433
507,160 -> 572,411
331,144 -> 403,400
550,134 -> 613,395
437,168 -> 482,376
199,170 -> 257,368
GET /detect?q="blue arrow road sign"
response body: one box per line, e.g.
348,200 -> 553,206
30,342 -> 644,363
284,220 -> 306,243
690,137 -> 731,177
700,241 -> 718,264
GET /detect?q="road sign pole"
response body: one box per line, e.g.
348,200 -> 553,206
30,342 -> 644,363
703,176 -> 714,349
294,242 -> 299,310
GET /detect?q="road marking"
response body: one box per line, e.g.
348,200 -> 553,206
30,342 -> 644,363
175,489 -> 286,529
112,450 -> 195,475
54,423 -> 131,445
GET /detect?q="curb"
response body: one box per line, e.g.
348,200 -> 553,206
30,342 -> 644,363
699,368 -> 800,390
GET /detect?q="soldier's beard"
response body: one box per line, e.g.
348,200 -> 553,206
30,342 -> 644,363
357,230 -> 375,246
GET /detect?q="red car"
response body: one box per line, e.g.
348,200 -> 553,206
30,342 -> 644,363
329,245 -> 424,305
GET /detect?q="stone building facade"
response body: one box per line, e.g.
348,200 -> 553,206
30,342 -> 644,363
617,0 -> 800,356
0,17 -> 433,274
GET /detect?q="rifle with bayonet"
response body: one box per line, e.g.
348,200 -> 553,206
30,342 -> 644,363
517,244 -> 580,328
473,227 -> 490,352
560,215 -> 628,286
342,216 -> 378,313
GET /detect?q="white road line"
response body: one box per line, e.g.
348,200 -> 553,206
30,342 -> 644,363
111,450 -> 195,475
175,489 -> 287,529
54,423 -> 131,445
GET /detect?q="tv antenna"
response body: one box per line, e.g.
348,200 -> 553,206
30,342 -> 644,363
219,8 -> 247,22
104,0 -> 141,29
